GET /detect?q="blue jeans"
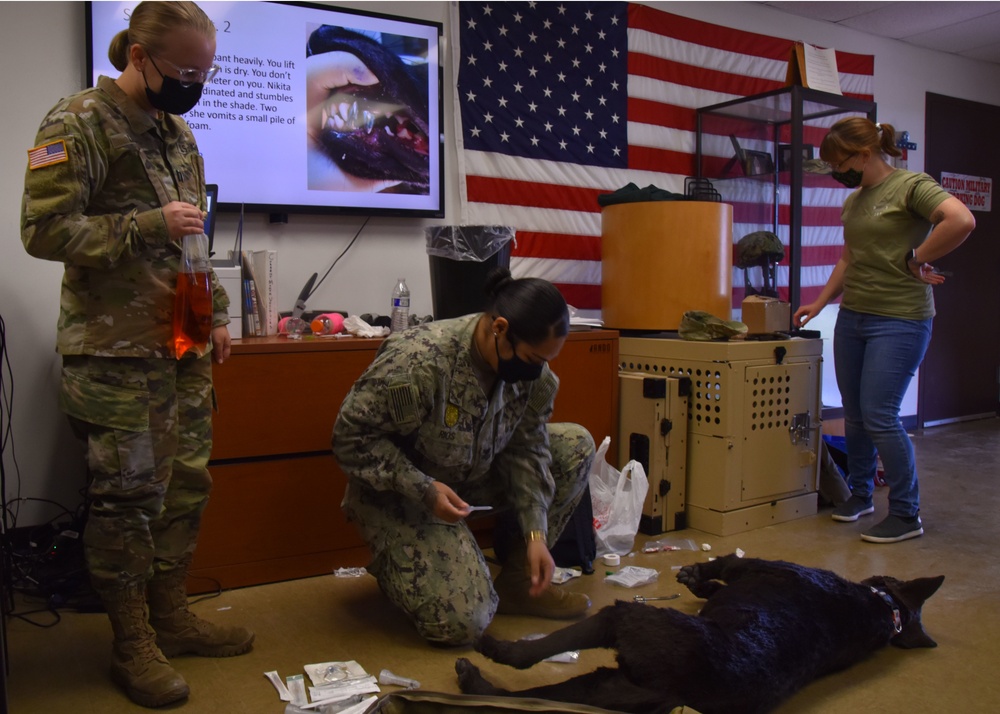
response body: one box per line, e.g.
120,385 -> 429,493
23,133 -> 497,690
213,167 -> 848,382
834,308 -> 932,518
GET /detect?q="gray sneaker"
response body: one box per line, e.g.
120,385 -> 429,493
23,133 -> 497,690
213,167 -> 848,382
831,495 -> 875,522
861,515 -> 923,543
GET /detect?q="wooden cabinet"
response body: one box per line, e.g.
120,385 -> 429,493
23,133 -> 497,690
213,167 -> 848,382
188,329 -> 618,592
550,330 -> 619,446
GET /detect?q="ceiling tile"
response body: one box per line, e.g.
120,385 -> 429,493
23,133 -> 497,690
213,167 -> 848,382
837,2 -> 1000,40
761,0 -> 1000,65
762,1 -> 893,23
904,11 -> 1000,51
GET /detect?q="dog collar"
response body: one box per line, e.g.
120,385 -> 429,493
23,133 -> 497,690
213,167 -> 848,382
870,586 -> 903,633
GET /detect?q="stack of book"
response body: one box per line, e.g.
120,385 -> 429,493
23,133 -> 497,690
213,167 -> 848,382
235,250 -> 278,336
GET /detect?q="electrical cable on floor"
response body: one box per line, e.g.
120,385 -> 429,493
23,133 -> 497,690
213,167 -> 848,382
6,602 -> 61,628
4,496 -> 91,613
185,574 -> 224,606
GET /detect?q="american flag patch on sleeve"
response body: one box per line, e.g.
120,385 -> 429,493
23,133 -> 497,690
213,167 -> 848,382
27,140 -> 68,170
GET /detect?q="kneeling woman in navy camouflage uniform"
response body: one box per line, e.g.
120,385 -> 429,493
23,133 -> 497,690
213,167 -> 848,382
333,269 -> 596,646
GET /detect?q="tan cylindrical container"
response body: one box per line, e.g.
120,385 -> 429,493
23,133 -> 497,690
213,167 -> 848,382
601,201 -> 733,331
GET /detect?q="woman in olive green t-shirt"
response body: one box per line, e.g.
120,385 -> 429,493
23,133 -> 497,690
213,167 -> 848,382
794,117 -> 974,544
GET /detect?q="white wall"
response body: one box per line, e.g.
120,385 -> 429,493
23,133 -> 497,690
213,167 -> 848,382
2,1 -> 998,525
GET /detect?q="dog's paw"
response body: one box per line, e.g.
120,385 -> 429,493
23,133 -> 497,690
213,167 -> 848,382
677,563 -> 719,599
455,657 -> 498,695
455,657 -> 478,692
676,563 -> 700,587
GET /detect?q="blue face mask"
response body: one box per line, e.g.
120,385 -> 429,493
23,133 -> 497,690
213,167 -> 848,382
494,334 -> 543,382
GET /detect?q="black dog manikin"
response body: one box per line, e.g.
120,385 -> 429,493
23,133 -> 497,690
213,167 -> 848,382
457,554 -> 944,714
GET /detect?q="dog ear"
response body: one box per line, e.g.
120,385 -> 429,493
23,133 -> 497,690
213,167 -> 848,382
890,575 -> 945,649
898,575 -> 945,609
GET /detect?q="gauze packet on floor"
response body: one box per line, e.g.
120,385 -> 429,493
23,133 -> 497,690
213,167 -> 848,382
551,566 -> 583,584
304,660 -> 374,688
604,565 -> 659,588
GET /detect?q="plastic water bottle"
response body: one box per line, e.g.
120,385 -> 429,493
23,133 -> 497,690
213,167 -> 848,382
390,278 -> 410,333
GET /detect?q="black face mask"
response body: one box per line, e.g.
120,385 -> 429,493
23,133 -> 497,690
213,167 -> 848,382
144,59 -> 204,115
831,168 -> 864,189
494,334 -> 543,383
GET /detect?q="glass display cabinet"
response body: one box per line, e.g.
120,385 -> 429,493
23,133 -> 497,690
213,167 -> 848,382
695,86 -> 876,310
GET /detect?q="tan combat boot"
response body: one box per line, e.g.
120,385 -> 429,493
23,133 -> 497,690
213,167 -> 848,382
494,546 -> 591,619
148,564 -> 255,658
102,582 -> 190,708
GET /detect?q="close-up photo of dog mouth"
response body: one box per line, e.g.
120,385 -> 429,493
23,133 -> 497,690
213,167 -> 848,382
306,26 -> 430,194
317,86 -> 429,183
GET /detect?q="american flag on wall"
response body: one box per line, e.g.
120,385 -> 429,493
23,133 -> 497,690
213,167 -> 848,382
453,2 -> 875,315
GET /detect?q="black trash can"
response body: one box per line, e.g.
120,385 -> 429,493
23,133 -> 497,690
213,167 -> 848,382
426,226 -> 514,320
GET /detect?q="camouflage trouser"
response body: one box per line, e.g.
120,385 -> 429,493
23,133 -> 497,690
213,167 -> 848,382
343,422 -> 595,646
60,353 -> 214,592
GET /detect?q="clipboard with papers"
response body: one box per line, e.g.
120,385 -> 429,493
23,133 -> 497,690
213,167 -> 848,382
786,41 -> 843,95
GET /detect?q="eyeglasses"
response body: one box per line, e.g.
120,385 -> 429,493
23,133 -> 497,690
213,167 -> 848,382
828,153 -> 858,173
150,55 -> 220,86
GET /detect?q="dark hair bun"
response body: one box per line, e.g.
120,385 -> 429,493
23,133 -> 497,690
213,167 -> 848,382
484,266 -> 514,298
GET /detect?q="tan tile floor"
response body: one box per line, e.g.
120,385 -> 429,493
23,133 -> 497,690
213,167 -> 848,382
7,418 -> 999,713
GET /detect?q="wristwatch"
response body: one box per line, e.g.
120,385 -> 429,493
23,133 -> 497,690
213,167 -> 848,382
906,248 -> 921,269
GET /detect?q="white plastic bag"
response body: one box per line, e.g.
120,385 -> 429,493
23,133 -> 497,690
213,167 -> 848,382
589,437 -> 648,557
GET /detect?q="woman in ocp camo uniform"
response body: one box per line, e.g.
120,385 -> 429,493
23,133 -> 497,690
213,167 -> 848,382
21,2 -> 252,707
